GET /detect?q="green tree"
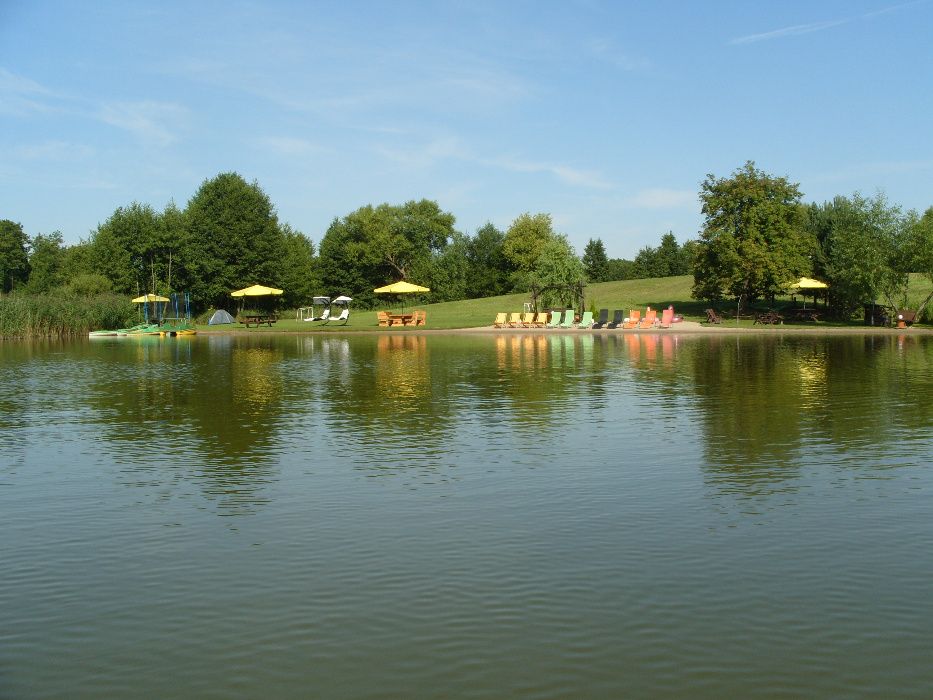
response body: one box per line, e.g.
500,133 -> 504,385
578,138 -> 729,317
693,161 -> 812,308
426,231 -> 470,302
503,212 -> 555,277
277,224 -> 317,308
811,193 -> 916,318
466,223 -> 512,297
0,219 -> 30,292
526,235 -> 585,310
26,231 -> 66,293
89,202 -> 163,295
909,207 -> 933,319
604,257 -> 634,281
184,173 -> 285,308
318,199 -> 456,306
582,238 -> 609,282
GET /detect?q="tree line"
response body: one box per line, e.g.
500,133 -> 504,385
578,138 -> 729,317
693,161 -> 933,319
3,164 -> 929,320
0,172 -> 691,313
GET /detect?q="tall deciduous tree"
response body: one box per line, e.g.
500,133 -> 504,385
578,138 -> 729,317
466,223 -> 512,297
582,238 -> 609,282
27,232 -> 66,293
503,212 -> 555,277
809,193 -> 920,318
693,161 -> 812,308
0,219 -> 30,292
526,235 -> 585,310
318,199 -> 456,306
184,173 -> 285,308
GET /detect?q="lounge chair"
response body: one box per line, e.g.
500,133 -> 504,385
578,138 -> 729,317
592,308 -> 609,329
621,310 -> 641,329
546,311 -> 563,328
705,308 -> 723,324
607,310 -> 624,329
659,307 -> 674,329
577,311 -> 594,329
493,312 -> 508,328
521,312 -> 536,327
327,308 -> 350,325
533,312 -> 549,327
508,312 -> 523,327
559,310 -> 577,328
638,308 -> 657,329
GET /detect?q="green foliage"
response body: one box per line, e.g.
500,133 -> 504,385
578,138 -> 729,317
524,234 -> 585,309
466,223 -> 512,297
503,212 -> 555,277
807,193 -> 923,317
318,199 -> 457,307
605,257 -> 634,281
426,231 -> 470,302
582,238 -> 609,282
184,172 -> 285,308
629,232 -> 694,280
277,224 -> 317,308
65,273 -> 113,296
0,219 -> 30,292
27,231 -> 67,294
693,161 -> 812,307
89,202 -> 163,295
0,292 -> 132,338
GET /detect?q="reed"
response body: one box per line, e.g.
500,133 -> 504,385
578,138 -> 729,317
0,293 -> 134,338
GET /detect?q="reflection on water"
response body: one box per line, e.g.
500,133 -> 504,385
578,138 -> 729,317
2,332 -> 932,699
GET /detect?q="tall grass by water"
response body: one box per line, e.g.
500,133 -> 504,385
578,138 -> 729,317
0,293 -> 133,338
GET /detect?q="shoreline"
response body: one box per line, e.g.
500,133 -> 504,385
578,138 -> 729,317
197,321 -> 933,336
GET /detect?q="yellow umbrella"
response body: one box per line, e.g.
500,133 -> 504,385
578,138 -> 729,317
230,284 -> 284,297
373,281 -> 430,294
789,277 -> 828,309
789,277 -> 828,290
132,294 -> 170,303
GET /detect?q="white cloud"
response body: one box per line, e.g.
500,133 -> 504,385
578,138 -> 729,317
98,101 -> 188,146
730,19 -> 849,45
482,156 -> 613,189
623,188 -> 696,208
730,1 -> 925,45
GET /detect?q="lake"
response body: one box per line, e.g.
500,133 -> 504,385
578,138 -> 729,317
2,332 -> 931,698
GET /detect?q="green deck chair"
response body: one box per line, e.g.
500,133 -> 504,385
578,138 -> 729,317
546,311 -> 563,328
560,310 -> 576,328
577,311 -> 594,329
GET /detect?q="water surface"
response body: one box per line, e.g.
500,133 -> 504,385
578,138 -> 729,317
2,332 -> 931,698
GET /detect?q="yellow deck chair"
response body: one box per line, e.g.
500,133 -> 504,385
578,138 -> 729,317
521,312 -> 535,327
508,312 -> 523,327
493,313 -> 508,328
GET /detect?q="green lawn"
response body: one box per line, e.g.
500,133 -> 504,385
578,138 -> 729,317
205,274 -> 931,332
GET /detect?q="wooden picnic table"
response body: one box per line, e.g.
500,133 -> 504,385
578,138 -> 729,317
754,310 -> 784,325
786,308 -> 821,322
240,314 -> 278,328
387,312 -> 414,326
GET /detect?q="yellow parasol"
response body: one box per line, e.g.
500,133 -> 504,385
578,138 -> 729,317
373,281 -> 430,294
788,277 -> 828,309
132,294 -> 170,303
230,284 -> 284,297
789,277 -> 828,291
374,280 -> 430,313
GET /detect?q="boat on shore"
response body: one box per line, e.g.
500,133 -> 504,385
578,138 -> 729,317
89,293 -> 197,338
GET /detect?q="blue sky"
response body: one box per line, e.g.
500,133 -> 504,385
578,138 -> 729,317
1,0 -> 931,258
